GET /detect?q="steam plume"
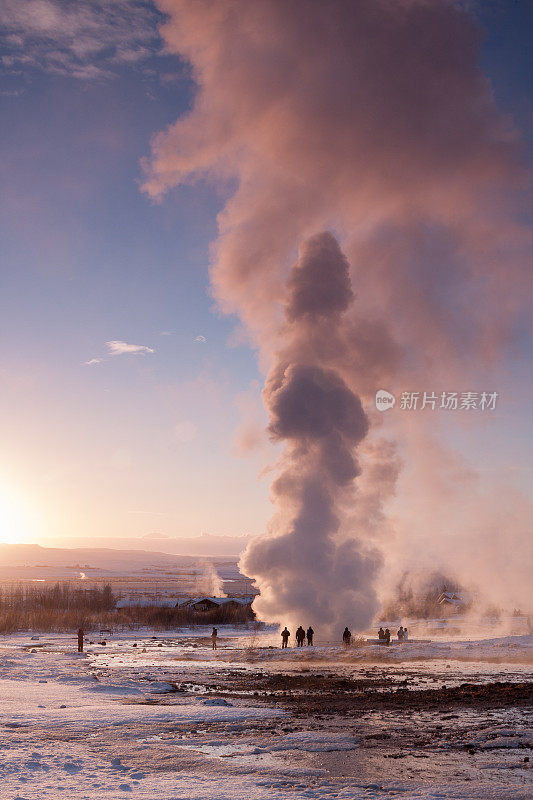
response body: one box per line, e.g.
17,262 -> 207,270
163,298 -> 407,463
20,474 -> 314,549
143,1 -> 531,627
144,0 -> 528,372
196,561 -> 225,598
240,233 -> 383,631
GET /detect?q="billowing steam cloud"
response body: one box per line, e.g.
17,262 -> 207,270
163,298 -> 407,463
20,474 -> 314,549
241,233 -> 382,631
144,0 -> 528,371
143,1 -> 531,625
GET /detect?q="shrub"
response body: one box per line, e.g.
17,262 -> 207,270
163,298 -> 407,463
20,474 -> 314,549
0,582 -> 254,633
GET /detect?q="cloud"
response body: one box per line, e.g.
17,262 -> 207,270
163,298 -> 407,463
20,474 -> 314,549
84,358 -> 101,365
194,335 -> 207,343
143,0 -> 531,627
174,420 -> 198,443
0,0 -> 161,80
160,331 -> 172,336
143,0 -> 529,375
106,340 -> 154,356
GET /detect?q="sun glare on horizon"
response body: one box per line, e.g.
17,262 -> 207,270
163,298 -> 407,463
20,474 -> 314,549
0,485 -> 35,544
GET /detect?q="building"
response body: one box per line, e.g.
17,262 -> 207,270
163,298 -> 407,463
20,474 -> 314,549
177,596 -> 252,612
115,595 -> 254,612
437,591 -> 464,611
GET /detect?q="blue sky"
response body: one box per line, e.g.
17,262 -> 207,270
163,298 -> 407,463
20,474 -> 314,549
0,0 -> 530,546
0,7 -> 271,542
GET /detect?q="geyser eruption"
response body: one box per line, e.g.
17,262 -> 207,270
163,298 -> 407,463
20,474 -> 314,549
144,0 -> 531,621
241,233 -> 381,633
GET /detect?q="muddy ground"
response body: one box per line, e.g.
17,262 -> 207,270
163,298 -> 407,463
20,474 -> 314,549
171,669 -> 533,715
134,669 -> 532,790
120,667 -> 532,791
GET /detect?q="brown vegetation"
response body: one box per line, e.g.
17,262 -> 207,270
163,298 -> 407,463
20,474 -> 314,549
0,583 -> 254,633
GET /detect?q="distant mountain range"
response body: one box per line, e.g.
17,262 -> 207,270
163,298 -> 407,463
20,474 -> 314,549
0,537 -> 250,573
46,532 -> 251,557
0,542 -> 252,585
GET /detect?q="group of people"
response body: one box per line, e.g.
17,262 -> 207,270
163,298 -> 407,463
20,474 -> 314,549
281,626 -> 356,648
281,626 -> 314,647
397,625 -> 409,641
377,625 -> 409,644
378,626 -> 390,643
77,623 -> 410,655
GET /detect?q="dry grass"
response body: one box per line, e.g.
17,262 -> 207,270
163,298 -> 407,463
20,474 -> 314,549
0,582 -> 254,633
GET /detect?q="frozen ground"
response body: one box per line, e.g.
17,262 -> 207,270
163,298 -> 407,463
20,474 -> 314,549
0,627 -> 531,799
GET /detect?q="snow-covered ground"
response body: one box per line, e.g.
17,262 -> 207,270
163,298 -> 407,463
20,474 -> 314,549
0,627 -> 531,799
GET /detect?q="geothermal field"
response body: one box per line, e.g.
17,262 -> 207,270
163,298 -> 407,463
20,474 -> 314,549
0,611 -> 531,800
1,1 -> 531,799
0,549 -> 531,799
0,624 -> 533,800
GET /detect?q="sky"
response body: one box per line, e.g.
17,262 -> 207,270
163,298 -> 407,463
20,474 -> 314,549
0,0 -> 531,577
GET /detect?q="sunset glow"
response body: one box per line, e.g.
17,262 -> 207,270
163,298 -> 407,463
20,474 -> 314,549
0,4 -> 531,799
0,0 -> 530,600
0,484 -> 33,544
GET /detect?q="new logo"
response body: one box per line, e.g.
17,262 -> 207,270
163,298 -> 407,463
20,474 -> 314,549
375,389 -> 396,411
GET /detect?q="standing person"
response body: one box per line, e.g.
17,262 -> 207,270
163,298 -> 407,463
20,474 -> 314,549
77,627 -> 84,653
378,627 -> 385,640
397,626 -> 404,641
403,628 -> 409,641
295,626 -> 305,646
211,626 -> 218,650
342,627 -> 351,647
306,626 -> 314,646
384,628 -> 391,644
281,627 -> 290,648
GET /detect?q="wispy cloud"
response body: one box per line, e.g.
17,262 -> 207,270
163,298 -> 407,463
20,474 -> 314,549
84,340 -> 154,365
194,335 -> 207,343
0,0 -> 160,80
106,340 -> 154,356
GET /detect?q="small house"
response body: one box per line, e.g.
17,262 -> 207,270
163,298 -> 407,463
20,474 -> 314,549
177,596 -> 252,612
437,591 -> 464,611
